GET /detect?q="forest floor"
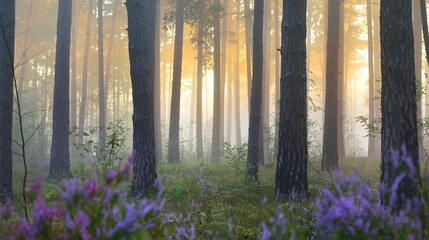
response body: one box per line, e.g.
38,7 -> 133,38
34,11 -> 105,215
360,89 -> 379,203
4,154 -> 388,239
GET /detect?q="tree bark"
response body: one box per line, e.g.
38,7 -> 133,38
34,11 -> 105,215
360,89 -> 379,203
78,0 -> 95,145
367,0 -> 376,158
245,0 -> 264,185
196,1 -> 204,159
276,0 -> 308,201
97,0 -> 106,150
126,0 -> 158,198
48,0 -> 73,181
322,0 -> 340,171
167,0 -> 185,164
211,0 -> 222,163
413,0 -> 423,157
0,0 -> 15,201
380,0 -> 419,209
154,0 -> 162,160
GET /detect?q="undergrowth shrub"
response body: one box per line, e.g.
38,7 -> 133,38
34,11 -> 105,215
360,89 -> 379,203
2,152 -> 165,240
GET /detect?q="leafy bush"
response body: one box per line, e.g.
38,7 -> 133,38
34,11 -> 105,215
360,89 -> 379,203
2,152 -> 165,240
314,147 -> 427,239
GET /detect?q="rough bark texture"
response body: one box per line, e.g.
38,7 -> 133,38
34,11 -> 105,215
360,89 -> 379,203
78,0 -> 94,145
0,0 -> 15,201
154,0 -> 162,160
367,0 -> 375,158
337,1 -> 346,161
243,0 -> 253,109
167,0 -> 185,164
48,0 -> 73,181
126,0 -> 158,198
211,0 -> 221,163
413,0 -> 423,157
98,0 -> 106,150
196,4 -> 204,159
276,0 -> 308,201
245,0 -> 264,185
380,0 -> 419,208
322,0 -> 340,171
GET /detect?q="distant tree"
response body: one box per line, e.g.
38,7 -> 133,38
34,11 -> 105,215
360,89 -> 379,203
275,0 -> 308,201
78,0 -> 95,145
48,0 -> 73,180
243,0 -> 253,107
245,0 -> 264,185
196,0 -> 205,159
235,0 -> 242,147
422,0 -> 429,69
126,0 -> 158,198
98,0 -> 106,150
167,0 -> 185,164
380,0 -> 419,209
367,0 -> 375,158
211,0 -> 222,163
70,0 -> 80,155
154,1 -> 162,160
0,0 -> 15,202
413,0 -> 423,157
321,0 -> 340,171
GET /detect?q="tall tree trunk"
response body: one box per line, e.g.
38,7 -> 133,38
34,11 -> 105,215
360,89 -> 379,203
261,0 -> 271,164
126,0 -> 158,198
70,0 -> 80,158
380,0 -> 419,209
105,0 -> 120,118
196,2 -> 204,159
97,0 -> 106,151
421,1 -> 429,121
235,0 -> 242,146
227,52 -> 232,143
220,0 -> 228,150
78,0 -> 94,145
322,0 -> 340,170
48,0 -> 73,181
413,0 -> 423,157
243,0 -> 253,109
367,0 -> 376,158
373,0 -> 381,157
167,0 -> 185,164
0,0 -> 15,201
212,0 -> 222,163
245,0 -> 264,185
154,0 -> 162,160
337,0 -> 346,161
274,0 -> 280,157
276,0 -> 308,201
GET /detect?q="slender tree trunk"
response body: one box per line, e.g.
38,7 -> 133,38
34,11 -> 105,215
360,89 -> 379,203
367,0 -> 376,158
48,0 -> 73,181
421,0 -> 429,121
260,0 -> 271,164
380,0 -> 419,209
337,0 -> 346,161
245,0 -> 264,185
220,0 -> 228,151
105,0 -> 120,118
274,0 -> 280,157
275,0 -> 308,201
97,0 -> 106,151
373,0 -> 381,157
227,50 -> 232,143
414,0 -> 423,157
0,0 -> 15,201
196,3 -> 204,158
70,0 -> 80,158
243,0 -> 253,109
126,0 -> 158,198
235,0 -> 242,146
167,0 -> 185,164
321,0 -> 340,171
78,0 -> 94,145
155,0 -> 162,160
212,0 -> 222,163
